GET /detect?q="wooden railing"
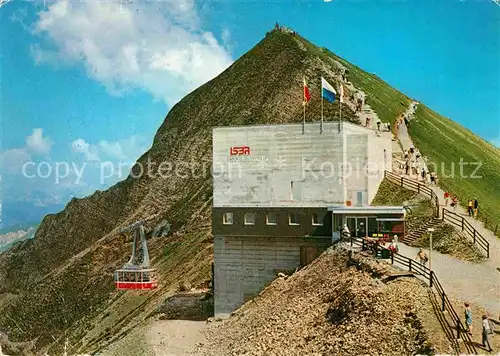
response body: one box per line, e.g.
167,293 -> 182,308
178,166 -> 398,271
384,171 -> 440,218
384,170 -> 490,258
442,208 -> 490,258
346,236 -> 476,354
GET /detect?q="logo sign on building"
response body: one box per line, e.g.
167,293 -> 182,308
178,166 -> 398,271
228,145 -> 267,163
230,146 -> 250,156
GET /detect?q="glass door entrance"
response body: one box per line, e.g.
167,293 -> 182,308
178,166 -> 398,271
346,217 -> 373,238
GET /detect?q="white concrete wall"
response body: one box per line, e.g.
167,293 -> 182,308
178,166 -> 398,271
213,122 -> 345,207
367,131 -> 393,203
213,122 -> 391,207
214,235 -> 330,317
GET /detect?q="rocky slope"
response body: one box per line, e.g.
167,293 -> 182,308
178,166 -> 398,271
0,29 -> 366,355
197,248 -> 454,356
2,25 -> 492,355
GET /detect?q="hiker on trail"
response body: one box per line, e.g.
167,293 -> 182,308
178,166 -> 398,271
387,122 -> 391,132
404,150 -> 409,160
473,198 -> 479,218
405,161 -> 410,175
414,161 -> 420,175
450,196 -> 458,212
415,149 -> 421,162
464,303 -> 473,334
467,199 -> 474,217
421,168 -> 426,181
365,117 -> 371,128
426,171 -> 432,185
410,146 -> 415,155
388,241 -> 399,254
342,224 -> 351,239
404,116 -> 409,126
376,120 -> 381,131
430,171 -> 436,185
482,315 -> 493,352
415,249 -> 428,266
444,192 -> 450,206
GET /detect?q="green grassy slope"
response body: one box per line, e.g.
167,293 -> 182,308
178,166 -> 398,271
409,104 -> 500,234
296,38 -> 411,124
328,50 -> 412,124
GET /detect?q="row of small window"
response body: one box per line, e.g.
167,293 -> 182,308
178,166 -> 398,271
222,212 -> 323,226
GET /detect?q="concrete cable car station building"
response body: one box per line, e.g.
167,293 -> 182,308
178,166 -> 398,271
212,121 -> 405,317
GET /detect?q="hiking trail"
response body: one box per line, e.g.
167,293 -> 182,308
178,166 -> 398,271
393,101 -> 500,316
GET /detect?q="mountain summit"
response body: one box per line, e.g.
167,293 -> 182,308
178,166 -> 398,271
0,27 -> 498,355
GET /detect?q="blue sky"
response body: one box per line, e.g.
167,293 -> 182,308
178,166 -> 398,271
1,0 -> 499,228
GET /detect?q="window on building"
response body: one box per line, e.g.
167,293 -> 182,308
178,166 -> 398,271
244,213 -> 256,225
289,213 -> 300,225
356,192 -> 363,207
312,213 -> 323,226
223,212 -> 233,225
266,213 -> 277,225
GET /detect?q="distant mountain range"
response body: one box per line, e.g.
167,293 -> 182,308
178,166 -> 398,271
1,200 -> 64,231
0,225 -> 37,253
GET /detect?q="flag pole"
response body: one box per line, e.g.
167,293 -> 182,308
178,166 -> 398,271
321,85 -> 324,134
339,99 -> 342,133
338,84 -> 343,133
303,101 -> 305,134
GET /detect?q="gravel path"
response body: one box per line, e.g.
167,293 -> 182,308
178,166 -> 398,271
396,243 -> 500,316
395,101 -> 500,317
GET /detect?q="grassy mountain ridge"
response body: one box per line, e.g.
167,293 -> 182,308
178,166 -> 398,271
409,104 -> 500,233
0,28 -> 497,354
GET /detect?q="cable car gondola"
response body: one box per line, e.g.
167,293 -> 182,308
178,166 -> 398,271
114,220 -> 158,290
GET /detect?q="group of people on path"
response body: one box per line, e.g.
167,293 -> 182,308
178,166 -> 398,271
467,197 -> 479,218
401,146 -> 439,186
464,302 -> 495,352
444,192 -> 480,217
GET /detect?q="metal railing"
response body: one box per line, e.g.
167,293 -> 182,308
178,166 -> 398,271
384,171 -> 440,218
384,171 -> 489,258
346,236 -> 476,354
442,208 -> 490,258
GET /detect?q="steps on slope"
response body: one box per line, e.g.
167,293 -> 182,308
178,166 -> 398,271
403,218 -> 441,245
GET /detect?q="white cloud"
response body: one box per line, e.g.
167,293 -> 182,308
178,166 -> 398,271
98,135 -> 149,162
72,135 -> 149,163
32,0 -> 233,106
71,138 -> 101,161
26,128 -> 53,156
0,149 -> 32,174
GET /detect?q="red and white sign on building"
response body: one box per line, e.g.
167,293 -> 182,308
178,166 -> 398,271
230,146 -> 251,156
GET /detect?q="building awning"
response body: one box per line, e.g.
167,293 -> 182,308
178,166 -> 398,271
327,206 -> 405,215
376,218 -> 405,222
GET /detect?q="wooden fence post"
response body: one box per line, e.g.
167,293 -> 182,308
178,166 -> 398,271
400,176 -> 404,187
429,271 -> 433,287
391,251 -> 394,265
409,259 -> 412,272
461,218 -> 464,231
473,230 -> 476,244
441,294 -> 445,312
456,321 -> 461,339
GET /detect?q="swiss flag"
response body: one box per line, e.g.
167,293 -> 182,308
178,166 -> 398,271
303,77 -> 311,105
